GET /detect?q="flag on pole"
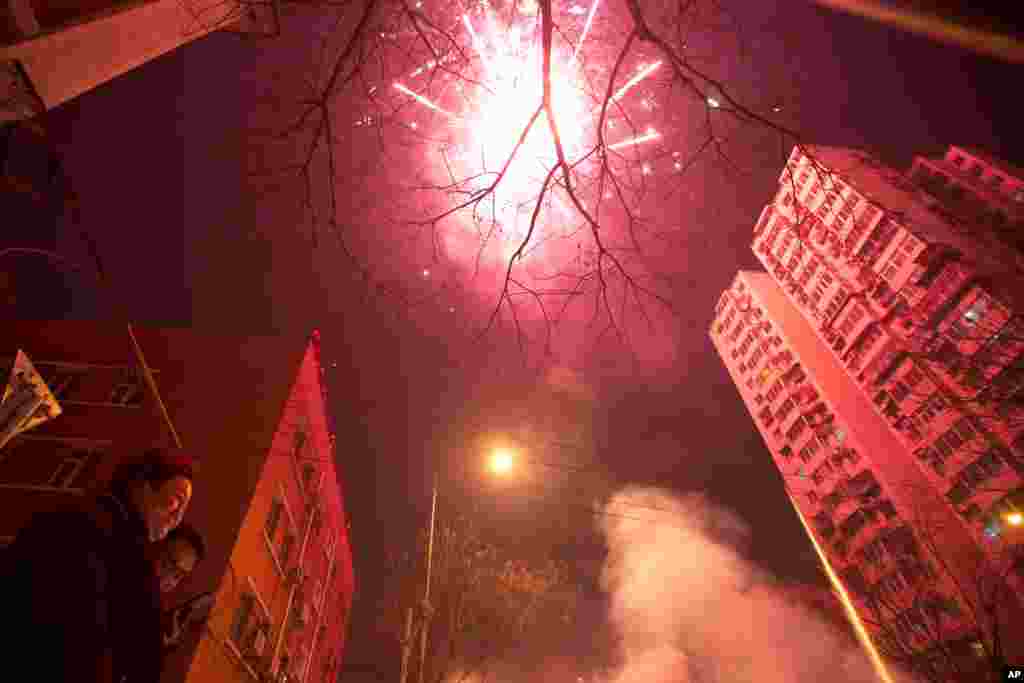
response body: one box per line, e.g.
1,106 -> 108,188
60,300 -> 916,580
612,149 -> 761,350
0,350 -> 62,450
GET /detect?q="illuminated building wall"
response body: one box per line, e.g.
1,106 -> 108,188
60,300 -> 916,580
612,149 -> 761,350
1,0 -> 254,119
1,321 -> 354,683
711,144 -> 1024,671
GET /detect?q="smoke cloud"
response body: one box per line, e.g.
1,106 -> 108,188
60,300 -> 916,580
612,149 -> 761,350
598,487 -> 895,683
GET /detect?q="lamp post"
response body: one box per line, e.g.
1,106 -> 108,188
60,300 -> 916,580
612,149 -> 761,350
416,469 -> 439,683
400,447 -> 519,683
398,468 -> 440,683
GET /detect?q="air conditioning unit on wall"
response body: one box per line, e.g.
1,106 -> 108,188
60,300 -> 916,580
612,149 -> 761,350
247,625 -> 269,659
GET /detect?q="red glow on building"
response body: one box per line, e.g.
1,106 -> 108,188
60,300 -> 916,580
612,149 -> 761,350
712,145 -> 1024,673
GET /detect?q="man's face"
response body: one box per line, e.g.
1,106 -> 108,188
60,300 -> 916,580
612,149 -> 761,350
158,537 -> 199,593
143,475 -> 193,542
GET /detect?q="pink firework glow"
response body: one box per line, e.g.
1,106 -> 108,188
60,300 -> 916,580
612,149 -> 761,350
393,0 -> 661,271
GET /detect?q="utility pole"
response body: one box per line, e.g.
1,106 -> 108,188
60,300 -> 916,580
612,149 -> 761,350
399,469 -> 439,683
417,470 -> 439,683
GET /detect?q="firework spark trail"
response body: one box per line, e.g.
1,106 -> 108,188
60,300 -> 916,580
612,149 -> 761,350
611,60 -> 662,102
393,83 -> 456,117
608,130 -> 661,150
570,0 -> 602,65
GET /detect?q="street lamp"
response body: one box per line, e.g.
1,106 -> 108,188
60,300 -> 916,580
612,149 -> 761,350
402,446 -> 520,683
488,447 -> 517,476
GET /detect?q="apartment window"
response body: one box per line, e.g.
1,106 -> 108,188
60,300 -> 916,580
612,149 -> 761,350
916,392 -> 948,424
812,461 -> 833,486
839,509 -> 868,539
301,462 -> 318,493
963,295 -> 989,325
293,429 -> 308,458
265,498 -> 284,541
933,436 -> 955,461
37,366 -> 82,400
231,590 -> 272,661
108,379 -> 143,407
47,449 -> 96,489
776,398 -> 796,423
230,593 -> 255,645
890,381 -> 910,403
904,364 -> 924,388
947,449 -> 1008,504
280,531 -> 297,569
953,416 -> 975,441
799,439 -> 820,463
786,417 -> 808,442
942,427 -> 964,452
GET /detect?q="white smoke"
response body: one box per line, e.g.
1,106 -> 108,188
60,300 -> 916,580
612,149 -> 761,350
598,487 -> 895,683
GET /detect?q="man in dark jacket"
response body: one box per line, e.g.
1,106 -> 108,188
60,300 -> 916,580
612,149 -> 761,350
3,448 -> 195,682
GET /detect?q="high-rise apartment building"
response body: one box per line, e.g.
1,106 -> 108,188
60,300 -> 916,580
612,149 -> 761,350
2,320 -> 354,683
711,145 -> 1024,680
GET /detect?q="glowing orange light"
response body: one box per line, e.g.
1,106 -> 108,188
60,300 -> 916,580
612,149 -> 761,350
1007,511 -> 1023,526
489,448 -> 516,475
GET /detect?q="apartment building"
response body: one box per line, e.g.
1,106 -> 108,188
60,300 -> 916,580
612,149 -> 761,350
711,144 -> 1024,680
1,0 -> 277,122
908,146 -> 1024,254
1,320 -> 354,683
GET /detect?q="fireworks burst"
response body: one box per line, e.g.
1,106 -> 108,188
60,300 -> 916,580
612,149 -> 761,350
392,0 -> 662,269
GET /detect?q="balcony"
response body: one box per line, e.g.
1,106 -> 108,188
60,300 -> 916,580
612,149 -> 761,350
946,447 -> 1013,506
838,565 -> 869,597
813,510 -> 836,540
837,503 -> 884,542
878,525 -> 919,560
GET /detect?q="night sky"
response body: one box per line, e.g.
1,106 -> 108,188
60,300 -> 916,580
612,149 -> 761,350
9,0 -> 1023,678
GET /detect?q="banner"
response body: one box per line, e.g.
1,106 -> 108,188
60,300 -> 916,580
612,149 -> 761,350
0,351 -> 62,450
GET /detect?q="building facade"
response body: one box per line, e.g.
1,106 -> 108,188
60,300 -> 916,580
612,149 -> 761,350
1,0 -> 277,122
710,145 -> 1024,680
1,320 -> 354,683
